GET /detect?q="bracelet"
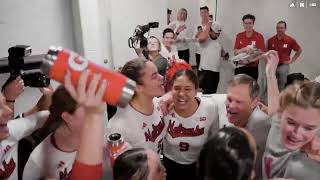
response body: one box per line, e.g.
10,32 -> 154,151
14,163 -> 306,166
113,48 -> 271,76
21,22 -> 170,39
175,32 -> 180,35
6,99 -> 15,103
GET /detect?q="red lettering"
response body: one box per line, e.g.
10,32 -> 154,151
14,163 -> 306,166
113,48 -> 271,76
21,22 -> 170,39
157,138 -> 163,154
179,142 -> 190,151
4,145 -> 11,153
168,120 -> 204,138
264,156 -> 273,179
200,117 -> 206,121
59,168 -> 71,180
0,158 -> 16,179
144,120 -> 165,142
57,161 -> 65,169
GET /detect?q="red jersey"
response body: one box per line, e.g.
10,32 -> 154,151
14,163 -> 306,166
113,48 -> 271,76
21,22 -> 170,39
234,30 -> 265,67
267,34 -> 301,63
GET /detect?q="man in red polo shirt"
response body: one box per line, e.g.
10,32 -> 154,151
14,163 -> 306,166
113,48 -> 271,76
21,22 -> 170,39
234,14 -> 265,80
268,21 -> 302,90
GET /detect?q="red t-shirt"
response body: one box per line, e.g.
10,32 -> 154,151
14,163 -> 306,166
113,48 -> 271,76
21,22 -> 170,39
267,34 -> 301,63
234,30 -> 265,67
70,160 -> 102,180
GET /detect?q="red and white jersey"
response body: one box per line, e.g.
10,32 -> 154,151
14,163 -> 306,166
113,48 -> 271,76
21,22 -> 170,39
163,98 -> 219,164
23,134 -> 76,180
107,98 -> 166,155
0,111 -> 49,180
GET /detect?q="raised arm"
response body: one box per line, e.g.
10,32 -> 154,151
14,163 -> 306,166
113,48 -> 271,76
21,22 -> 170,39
174,24 -> 187,42
197,21 -> 212,43
65,70 -> 107,180
2,76 -> 24,118
23,86 -> 53,117
158,91 -> 174,116
265,50 -> 280,115
134,47 -> 146,59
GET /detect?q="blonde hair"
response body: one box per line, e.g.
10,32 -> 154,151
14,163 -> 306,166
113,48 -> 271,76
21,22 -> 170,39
178,8 -> 188,21
279,81 -> 320,113
148,36 -> 161,52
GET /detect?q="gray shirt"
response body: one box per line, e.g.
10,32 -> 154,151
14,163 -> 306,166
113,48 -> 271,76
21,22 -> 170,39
200,93 -> 271,179
283,152 -> 320,180
244,107 -> 271,180
263,115 -> 298,179
153,55 -> 168,77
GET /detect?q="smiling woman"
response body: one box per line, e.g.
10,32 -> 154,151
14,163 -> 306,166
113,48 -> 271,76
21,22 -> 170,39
277,82 -> 320,151
264,82 -> 320,179
171,69 -> 199,116
263,51 -> 320,179
163,69 -> 220,180
107,59 -> 166,155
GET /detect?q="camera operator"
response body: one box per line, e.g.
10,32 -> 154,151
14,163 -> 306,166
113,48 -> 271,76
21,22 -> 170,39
0,45 -> 62,180
130,23 -> 169,77
135,36 -> 168,77
0,89 -> 50,180
1,76 -> 53,119
0,45 -> 52,118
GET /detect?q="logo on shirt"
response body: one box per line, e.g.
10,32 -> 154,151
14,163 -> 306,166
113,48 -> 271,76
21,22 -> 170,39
283,44 -> 288,48
264,156 -> 273,179
3,145 -> 11,154
57,161 -> 65,169
0,158 -> 16,179
144,119 -> 165,142
68,51 -> 89,72
59,168 -> 71,180
167,120 -> 204,138
142,122 -> 147,129
200,117 -> 206,122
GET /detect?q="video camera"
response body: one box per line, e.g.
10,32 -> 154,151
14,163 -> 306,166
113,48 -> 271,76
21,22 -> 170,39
0,45 -> 50,88
128,22 -> 159,49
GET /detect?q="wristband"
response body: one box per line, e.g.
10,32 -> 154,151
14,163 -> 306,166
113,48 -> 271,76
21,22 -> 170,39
175,32 -> 180,35
6,99 -> 15,103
